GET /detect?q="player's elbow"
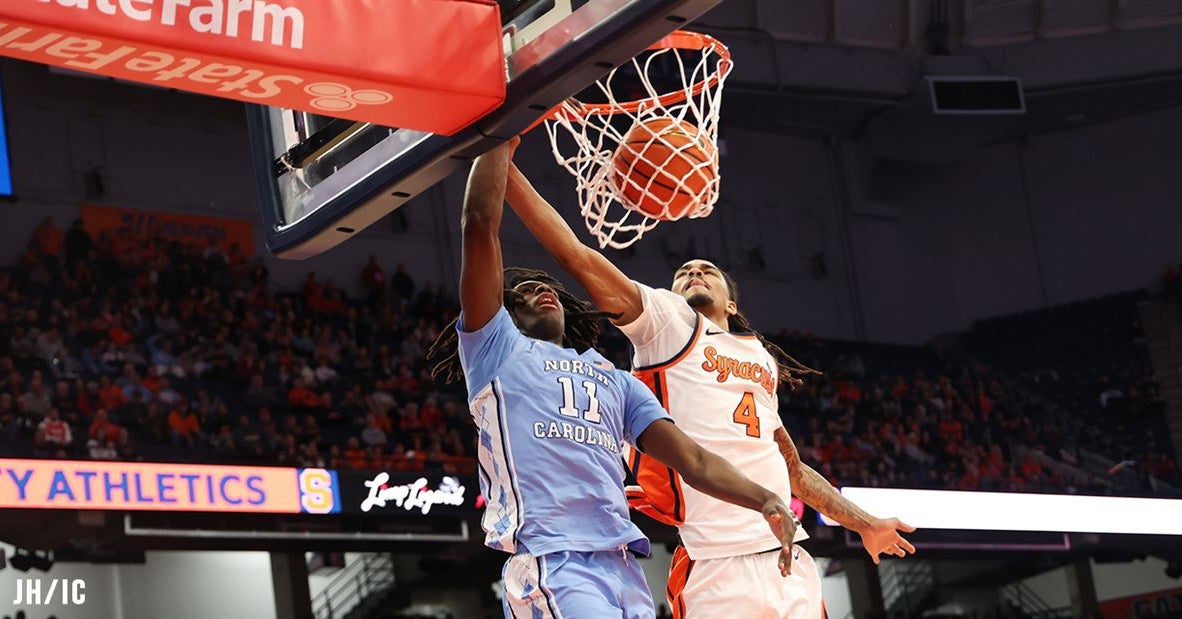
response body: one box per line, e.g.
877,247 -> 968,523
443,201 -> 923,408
670,444 -> 711,488
461,208 -> 498,234
641,421 -> 711,487
554,244 -> 598,274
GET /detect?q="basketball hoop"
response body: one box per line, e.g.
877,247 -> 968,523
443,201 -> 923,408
543,31 -> 733,249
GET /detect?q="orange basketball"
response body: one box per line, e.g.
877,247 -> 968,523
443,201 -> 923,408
611,117 -> 717,220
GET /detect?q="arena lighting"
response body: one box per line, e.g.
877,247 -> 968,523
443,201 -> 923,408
820,488 -> 1182,535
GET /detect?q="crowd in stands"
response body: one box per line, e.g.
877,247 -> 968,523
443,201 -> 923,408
1,216 -> 473,475
775,335 -> 1177,496
0,216 -> 1178,499
777,341 -> 1074,495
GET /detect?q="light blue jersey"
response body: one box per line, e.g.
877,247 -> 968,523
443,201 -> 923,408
458,307 -> 670,558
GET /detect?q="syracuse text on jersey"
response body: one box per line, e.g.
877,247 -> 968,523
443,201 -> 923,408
700,345 -> 777,396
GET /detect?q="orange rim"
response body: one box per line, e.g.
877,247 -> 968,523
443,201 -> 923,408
554,30 -> 732,120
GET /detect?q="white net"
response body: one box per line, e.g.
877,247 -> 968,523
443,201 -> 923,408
543,31 -> 732,249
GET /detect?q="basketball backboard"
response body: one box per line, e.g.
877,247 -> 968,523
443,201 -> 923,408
247,0 -> 727,259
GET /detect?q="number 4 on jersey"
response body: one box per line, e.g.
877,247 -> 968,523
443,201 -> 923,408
732,392 -> 760,437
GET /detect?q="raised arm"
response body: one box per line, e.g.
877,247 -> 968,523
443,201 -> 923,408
774,427 -> 917,564
458,142 -> 513,332
638,419 -> 797,576
505,159 -> 643,325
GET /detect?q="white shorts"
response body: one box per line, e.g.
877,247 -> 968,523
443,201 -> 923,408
667,544 -> 825,619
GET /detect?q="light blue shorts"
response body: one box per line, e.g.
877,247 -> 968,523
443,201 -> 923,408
501,548 -> 655,618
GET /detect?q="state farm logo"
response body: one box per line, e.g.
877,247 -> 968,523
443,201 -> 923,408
0,22 -> 399,118
305,82 -> 393,112
38,0 -> 306,49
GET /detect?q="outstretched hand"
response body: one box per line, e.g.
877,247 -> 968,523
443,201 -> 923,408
761,499 -> 798,576
860,517 -> 917,564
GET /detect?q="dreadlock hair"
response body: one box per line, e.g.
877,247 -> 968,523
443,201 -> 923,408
428,267 -> 620,385
720,269 -> 822,391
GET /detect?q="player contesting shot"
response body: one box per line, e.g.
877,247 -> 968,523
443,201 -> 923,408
503,136 -> 917,619
427,139 -> 802,618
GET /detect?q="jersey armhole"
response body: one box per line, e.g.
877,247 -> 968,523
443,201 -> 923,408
633,313 -> 703,373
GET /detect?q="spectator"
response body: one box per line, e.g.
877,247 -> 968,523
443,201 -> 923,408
299,414 -> 321,446
390,262 -> 415,303
168,402 -> 202,447
97,375 -> 128,410
244,374 -> 278,409
64,219 -> 93,273
343,437 -> 367,469
18,378 -> 52,420
0,393 -> 18,432
122,371 -> 153,403
35,408 -> 72,452
277,434 -> 301,467
361,255 -> 385,304
34,327 -> 68,368
233,415 -> 262,458
326,444 -> 343,469
288,378 -> 324,413
30,216 -> 64,270
88,409 -> 127,448
88,437 -> 118,460
156,378 -> 181,407
313,357 -> 338,387
361,414 -> 387,447
299,442 -> 325,467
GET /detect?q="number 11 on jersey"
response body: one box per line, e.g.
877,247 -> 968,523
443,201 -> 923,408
557,376 -> 602,423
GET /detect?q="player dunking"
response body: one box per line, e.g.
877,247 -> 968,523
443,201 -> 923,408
429,140 -> 802,618
504,140 -> 917,619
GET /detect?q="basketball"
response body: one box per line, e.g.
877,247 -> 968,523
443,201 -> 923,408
611,117 -> 717,220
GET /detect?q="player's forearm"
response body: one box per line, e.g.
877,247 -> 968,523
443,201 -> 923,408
792,463 -> 874,533
505,163 -> 641,322
679,447 -> 779,513
774,427 -> 874,532
462,147 -> 510,228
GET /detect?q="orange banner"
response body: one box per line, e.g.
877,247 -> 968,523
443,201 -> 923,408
81,203 -> 254,257
0,458 -> 302,513
0,1 -> 504,135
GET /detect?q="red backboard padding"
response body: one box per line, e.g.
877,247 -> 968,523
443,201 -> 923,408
0,0 -> 505,135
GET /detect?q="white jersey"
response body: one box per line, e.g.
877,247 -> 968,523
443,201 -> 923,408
618,282 -> 806,561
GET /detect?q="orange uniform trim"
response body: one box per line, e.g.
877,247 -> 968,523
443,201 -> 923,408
628,369 -> 685,525
627,314 -> 702,525
667,544 -> 695,619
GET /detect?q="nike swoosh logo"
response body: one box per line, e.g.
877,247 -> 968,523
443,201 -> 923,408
705,329 -> 725,336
